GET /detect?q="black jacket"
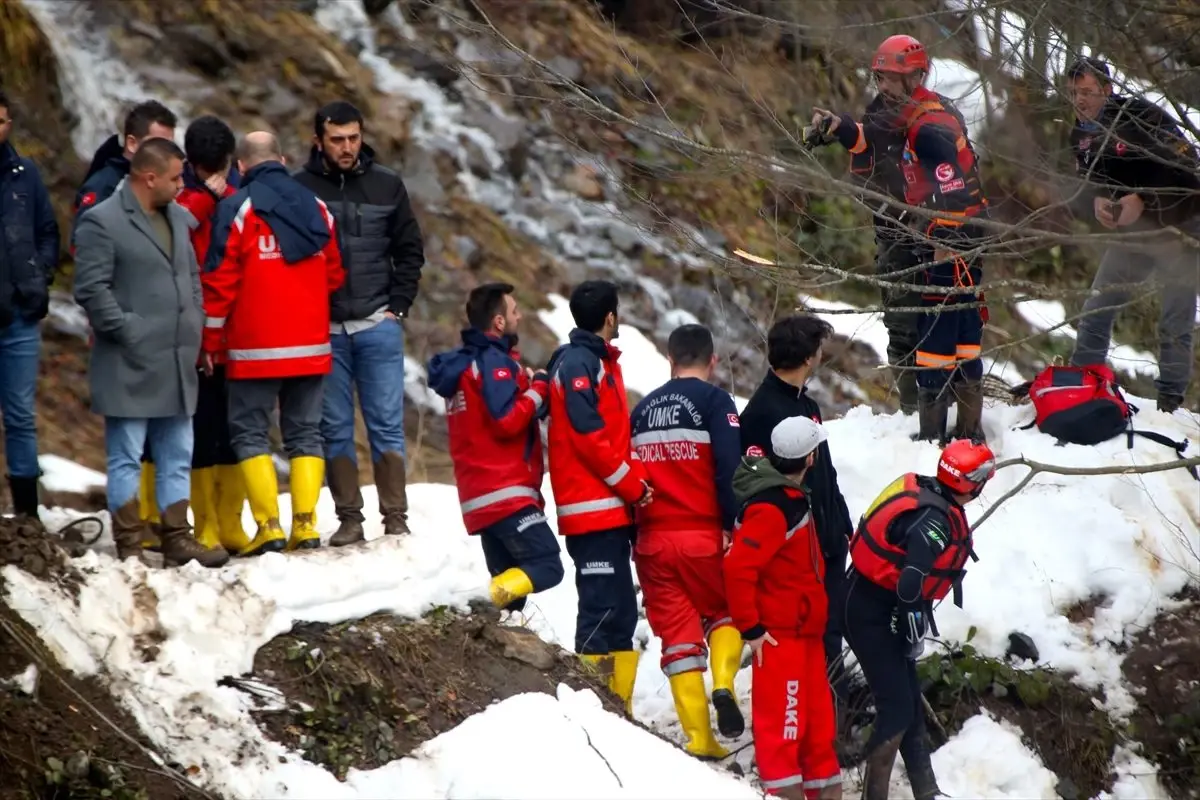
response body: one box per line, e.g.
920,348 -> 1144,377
72,154 -> 130,248
738,370 -> 853,558
0,143 -> 60,327
293,143 -> 425,321
1071,94 -> 1200,228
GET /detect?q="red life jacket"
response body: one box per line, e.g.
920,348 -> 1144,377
899,88 -> 986,215
849,473 -> 975,606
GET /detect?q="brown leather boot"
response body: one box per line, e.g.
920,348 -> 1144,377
375,451 -> 410,536
861,734 -> 903,800
950,380 -> 986,443
326,455 -> 366,547
110,499 -> 154,564
158,500 -> 230,568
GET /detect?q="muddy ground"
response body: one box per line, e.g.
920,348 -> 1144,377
0,517 -> 207,799
248,606 -> 629,780
1122,586 -> 1200,800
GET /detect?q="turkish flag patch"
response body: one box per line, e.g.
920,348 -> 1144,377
934,162 -> 955,182
492,367 -> 511,381
80,191 -> 97,208
571,376 -> 589,391
727,413 -> 740,427
745,445 -> 764,457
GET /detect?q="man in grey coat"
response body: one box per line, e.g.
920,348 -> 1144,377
73,138 -> 228,568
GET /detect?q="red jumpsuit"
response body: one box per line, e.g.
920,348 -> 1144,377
630,377 -> 742,675
724,484 -> 841,798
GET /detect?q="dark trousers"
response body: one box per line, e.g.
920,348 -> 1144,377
193,366 -> 238,468
227,375 -> 325,462
564,526 -> 638,655
915,300 -> 984,392
823,546 -> 850,703
478,505 -> 566,612
841,569 -> 933,775
877,234 -> 923,407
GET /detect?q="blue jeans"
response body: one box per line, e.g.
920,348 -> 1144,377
105,415 -> 193,511
322,317 -> 406,464
0,317 -> 41,478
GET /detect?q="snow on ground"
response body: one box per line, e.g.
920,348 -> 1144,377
37,454 -> 106,492
7,383 -> 1198,797
1015,299 -> 1159,378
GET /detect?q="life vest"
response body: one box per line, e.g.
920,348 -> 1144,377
848,473 -> 976,606
899,94 -> 986,215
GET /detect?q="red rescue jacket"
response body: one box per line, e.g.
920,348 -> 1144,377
724,477 -> 827,641
178,179 -> 237,366
427,329 -> 548,533
849,473 -> 974,605
546,329 -> 648,536
202,162 -> 344,380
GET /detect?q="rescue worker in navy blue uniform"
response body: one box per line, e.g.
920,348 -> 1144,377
812,88 -> 975,414
813,34 -> 991,444
738,314 -> 855,711
842,439 -> 996,800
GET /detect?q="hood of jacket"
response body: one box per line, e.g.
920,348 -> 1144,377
732,456 -> 805,506
238,161 -> 330,263
303,141 -> 378,181
427,328 -> 516,399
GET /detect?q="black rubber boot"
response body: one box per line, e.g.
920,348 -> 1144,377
913,389 -> 949,444
7,475 -> 40,520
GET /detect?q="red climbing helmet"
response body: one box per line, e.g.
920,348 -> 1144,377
937,439 -> 996,495
873,34 -> 929,75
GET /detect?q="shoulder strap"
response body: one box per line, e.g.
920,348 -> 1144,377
1126,428 -> 1199,481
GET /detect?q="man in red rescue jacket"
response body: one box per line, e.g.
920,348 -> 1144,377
203,131 -> 344,557
843,438 -> 995,800
546,279 -> 651,715
813,34 -> 990,445
176,115 -> 250,560
630,323 -> 744,758
427,282 -> 565,612
725,416 -> 842,800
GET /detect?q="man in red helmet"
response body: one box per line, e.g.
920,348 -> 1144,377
841,438 -> 995,800
812,35 -> 990,445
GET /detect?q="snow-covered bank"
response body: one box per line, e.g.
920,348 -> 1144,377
9,388 -> 1195,798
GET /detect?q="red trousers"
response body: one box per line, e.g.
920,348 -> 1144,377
752,636 -> 842,798
634,529 -> 733,675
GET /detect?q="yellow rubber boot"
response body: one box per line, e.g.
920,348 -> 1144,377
287,455 -> 324,551
237,454 -> 287,557
190,467 -> 222,551
580,653 -> 613,679
669,671 -> 729,759
610,650 -> 640,717
214,464 -> 252,553
490,568 -> 533,608
138,462 -> 162,550
708,625 -> 746,738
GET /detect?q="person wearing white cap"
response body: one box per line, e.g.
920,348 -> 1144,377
724,415 -> 843,799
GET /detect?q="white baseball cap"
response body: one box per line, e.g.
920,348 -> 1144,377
771,416 -> 828,460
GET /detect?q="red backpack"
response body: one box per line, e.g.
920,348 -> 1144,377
1014,365 -> 1197,479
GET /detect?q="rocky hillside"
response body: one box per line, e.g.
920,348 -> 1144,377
2,0 -> 1196,501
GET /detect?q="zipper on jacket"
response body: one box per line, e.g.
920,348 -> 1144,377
339,173 -> 353,304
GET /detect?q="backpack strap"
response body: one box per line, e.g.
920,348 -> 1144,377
1126,427 -> 1199,481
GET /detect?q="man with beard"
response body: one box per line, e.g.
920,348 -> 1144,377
426,282 -> 564,613
810,66 -> 979,416
293,100 -> 426,545
812,35 -> 990,444
74,138 -> 227,568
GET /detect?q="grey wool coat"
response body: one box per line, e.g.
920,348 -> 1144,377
73,181 -> 203,419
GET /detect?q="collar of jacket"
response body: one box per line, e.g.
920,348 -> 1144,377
732,455 -> 806,505
461,327 -> 515,354
765,369 -> 808,399
0,142 -> 19,172
303,141 -> 378,180
568,328 -> 620,361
